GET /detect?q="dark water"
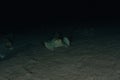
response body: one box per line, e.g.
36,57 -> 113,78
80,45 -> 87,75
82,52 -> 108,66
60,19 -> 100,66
0,17 -> 120,60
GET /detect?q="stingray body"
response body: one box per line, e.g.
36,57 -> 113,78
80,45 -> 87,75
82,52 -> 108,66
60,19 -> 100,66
44,36 -> 70,51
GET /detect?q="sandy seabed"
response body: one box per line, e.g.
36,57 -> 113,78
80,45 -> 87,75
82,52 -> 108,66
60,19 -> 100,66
0,33 -> 120,80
